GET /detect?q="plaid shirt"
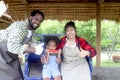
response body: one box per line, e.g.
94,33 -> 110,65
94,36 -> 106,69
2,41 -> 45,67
59,36 -> 96,58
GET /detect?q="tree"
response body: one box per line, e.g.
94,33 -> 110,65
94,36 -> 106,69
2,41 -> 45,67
101,20 -> 120,60
75,20 -> 96,47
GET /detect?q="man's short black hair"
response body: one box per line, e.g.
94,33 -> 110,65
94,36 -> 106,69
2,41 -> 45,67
31,9 -> 44,20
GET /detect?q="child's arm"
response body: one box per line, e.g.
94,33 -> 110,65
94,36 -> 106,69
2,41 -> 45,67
45,49 -> 49,63
56,49 -> 61,64
41,51 -> 48,64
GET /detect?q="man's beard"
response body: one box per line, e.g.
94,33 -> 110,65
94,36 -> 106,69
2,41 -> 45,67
29,19 -> 38,30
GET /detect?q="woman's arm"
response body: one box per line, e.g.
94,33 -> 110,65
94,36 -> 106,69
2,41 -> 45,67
79,38 -> 96,58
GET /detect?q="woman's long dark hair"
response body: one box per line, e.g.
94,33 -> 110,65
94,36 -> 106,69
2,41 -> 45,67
64,21 -> 76,33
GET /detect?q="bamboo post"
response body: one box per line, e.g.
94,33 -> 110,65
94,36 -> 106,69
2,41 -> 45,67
96,3 -> 101,67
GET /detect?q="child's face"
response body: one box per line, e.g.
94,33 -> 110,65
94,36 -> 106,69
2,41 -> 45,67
48,40 -> 56,49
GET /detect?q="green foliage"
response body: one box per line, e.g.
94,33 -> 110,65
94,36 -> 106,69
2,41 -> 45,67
101,40 -> 112,48
101,20 -> 120,49
116,45 -> 120,48
34,19 -> 120,50
35,20 -> 96,47
36,20 -> 64,34
93,60 -> 120,67
75,20 -> 96,47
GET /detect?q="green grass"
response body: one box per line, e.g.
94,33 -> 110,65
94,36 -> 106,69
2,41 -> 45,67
93,60 -> 120,67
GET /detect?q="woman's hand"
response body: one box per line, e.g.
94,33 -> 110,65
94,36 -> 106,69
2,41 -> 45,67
78,47 -> 90,58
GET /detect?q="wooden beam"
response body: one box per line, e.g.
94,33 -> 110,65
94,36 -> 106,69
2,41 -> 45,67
6,2 -> 96,4
0,19 -> 11,23
98,0 -> 104,4
96,3 -> 101,67
19,0 -> 28,4
6,2 -> 120,6
102,2 -> 120,6
29,3 -> 96,6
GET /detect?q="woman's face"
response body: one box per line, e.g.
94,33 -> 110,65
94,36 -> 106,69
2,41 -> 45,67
66,26 -> 76,39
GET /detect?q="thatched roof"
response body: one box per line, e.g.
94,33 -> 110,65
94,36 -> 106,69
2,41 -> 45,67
3,0 -> 120,21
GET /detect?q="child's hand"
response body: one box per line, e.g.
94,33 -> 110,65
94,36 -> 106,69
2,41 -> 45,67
41,54 -> 48,64
45,49 -> 49,53
58,49 -> 61,55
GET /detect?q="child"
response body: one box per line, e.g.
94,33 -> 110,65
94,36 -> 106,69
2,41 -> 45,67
42,37 -> 61,80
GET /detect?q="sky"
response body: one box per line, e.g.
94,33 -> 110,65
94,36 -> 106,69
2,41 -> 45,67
0,1 -> 7,17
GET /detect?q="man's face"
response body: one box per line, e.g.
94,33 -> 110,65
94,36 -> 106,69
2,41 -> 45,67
29,13 -> 43,30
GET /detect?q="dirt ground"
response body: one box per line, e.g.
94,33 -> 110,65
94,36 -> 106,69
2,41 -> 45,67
92,51 -> 120,80
92,67 -> 120,80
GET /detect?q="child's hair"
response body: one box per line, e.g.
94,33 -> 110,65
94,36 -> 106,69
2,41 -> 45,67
43,35 -> 60,48
47,39 -> 57,46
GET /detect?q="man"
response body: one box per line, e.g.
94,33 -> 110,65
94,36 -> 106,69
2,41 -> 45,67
0,9 -> 44,80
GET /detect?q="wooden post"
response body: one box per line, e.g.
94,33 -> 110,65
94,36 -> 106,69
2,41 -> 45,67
96,3 -> 101,67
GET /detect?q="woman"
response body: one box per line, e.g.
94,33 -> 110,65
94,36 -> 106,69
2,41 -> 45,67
59,21 -> 96,80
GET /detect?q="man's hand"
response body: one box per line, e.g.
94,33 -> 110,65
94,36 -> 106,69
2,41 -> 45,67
24,46 -> 36,54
